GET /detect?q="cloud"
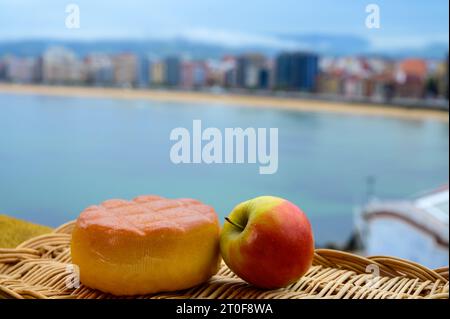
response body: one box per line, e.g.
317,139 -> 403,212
369,35 -> 449,51
177,28 -> 306,49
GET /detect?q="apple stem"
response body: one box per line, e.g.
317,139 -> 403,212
225,217 -> 245,231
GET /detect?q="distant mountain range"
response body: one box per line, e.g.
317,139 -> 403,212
0,34 -> 448,60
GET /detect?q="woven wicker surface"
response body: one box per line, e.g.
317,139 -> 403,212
0,221 -> 448,299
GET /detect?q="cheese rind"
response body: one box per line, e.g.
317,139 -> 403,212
71,195 -> 221,295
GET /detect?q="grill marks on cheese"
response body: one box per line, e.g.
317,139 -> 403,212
78,195 -> 216,236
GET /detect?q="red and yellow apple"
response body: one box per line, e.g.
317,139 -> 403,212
220,196 -> 314,289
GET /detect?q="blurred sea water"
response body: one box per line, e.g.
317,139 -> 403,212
0,93 -> 448,245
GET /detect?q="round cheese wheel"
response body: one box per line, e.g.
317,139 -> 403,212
71,195 -> 221,295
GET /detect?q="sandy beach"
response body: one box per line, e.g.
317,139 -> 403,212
0,83 -> 448,122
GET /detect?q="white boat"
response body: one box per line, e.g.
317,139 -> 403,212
355,185 -> 449,269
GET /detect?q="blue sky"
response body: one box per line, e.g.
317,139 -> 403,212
0,0 -> 448,49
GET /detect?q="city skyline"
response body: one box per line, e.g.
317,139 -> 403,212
0,0 -> 448,52
1,45 -> 448,106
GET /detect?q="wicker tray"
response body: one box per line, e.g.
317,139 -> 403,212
0,221 -> 448,299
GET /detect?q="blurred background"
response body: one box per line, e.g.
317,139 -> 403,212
0,0 -> 448,267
